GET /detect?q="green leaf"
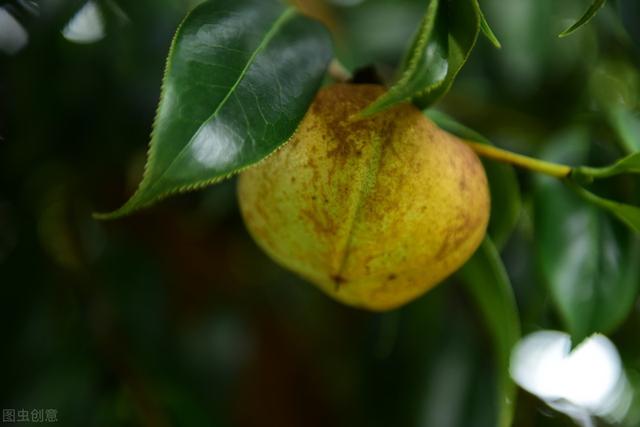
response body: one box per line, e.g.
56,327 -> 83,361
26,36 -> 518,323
573,152 -> 640,181
359,0 -> 444,116
607,107 -> 640,153
483,162 -> 521,250
360,0 -> 481,116
536,179 -> 640,344
568,182 -> 640,232
96,0 -> 332,219
558,0 -> 607,38
479,6 -> 501,48
374,284 -> 503,427
458,238 -> 521,427
534,134 -> 640,344
426,110 -> 521,249
425,109 -> 488,143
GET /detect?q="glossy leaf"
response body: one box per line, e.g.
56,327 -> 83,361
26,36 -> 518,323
559,0 -> 606,38
426,110 -> 521,249
458,238 -> 521,427
360,0 -> 480,116
96,0 -> 332,219
535,134 -> 640,344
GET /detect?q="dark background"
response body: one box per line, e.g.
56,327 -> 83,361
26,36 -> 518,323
1,0 -> 640,426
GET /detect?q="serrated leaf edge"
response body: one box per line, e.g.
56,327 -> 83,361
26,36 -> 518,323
414,0 -> 482,107
357,0 -> 441,117
95,4 -> 311,220
361,0 -> 483,116
94,124 -> 302,220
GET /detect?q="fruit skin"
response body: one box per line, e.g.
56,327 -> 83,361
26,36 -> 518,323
238,84 -> 490,311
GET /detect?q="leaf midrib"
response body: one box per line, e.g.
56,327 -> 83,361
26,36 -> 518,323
144,6 -> 298,195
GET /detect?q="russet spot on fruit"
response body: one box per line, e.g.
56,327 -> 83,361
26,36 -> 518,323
238,84 -> 490,311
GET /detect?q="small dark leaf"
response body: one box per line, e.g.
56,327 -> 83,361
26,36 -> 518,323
426,110 -> 521,249
360,0 -> 480,116
358,0 -> 444,116
559,0 -> 607,38
96,0 -> 332,219
458,238 -> 521,427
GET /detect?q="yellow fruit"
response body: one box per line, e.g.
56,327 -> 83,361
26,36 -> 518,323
237,84 -> 490,311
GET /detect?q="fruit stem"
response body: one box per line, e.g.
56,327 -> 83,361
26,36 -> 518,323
464,141 -> 572,178
328,59 -> 352,83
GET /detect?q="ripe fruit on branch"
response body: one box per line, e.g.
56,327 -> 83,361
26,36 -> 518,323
238,84 -> 490,311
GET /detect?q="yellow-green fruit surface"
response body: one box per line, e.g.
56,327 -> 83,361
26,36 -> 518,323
238,84 -> 490,311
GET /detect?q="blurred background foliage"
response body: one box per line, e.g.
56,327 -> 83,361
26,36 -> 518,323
1,0 -> 640,426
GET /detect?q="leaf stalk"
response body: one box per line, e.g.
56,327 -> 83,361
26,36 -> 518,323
464,140 -> 572,178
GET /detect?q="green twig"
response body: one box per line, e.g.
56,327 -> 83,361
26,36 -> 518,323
464,140 -> 573,178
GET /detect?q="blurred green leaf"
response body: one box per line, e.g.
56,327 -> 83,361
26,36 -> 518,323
589,61 -> 640,114
535,134 -> 640,343
426,110 -> 521,249
360,0 -> 480,116
483,161 -> 521,249
608,107 -> 640,153
458,238 -> 521,427
479,6 -> 501,48
559,0 -> 607,38
96,0 -> 332,219
574,151 -> 640,180
569,182 -> 640,232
